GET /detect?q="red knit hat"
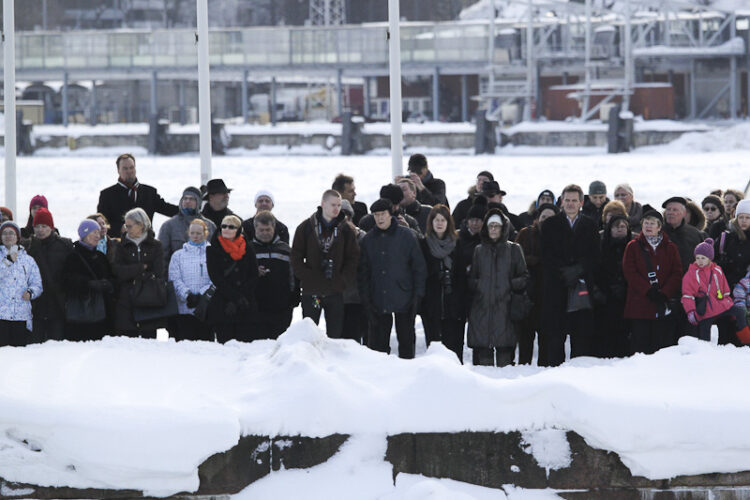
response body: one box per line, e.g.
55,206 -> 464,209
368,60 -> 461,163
33,207 -> 54,228
0,206 -> 12,221
29,194 -> 48,210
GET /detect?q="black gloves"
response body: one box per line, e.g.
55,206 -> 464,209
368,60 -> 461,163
89,279 -> 114,294
186,293 -> 201,308
646,286 -> 667,305
560,264 -> 584,288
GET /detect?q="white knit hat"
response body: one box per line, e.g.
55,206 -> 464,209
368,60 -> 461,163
254,189 -> 275,205
487,214 -> 504,226
736,198 -> 750,217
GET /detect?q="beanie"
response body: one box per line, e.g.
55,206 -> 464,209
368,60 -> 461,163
379,184 -> 404,205
589,180 -> 607,195
467,196 -> 489,220
182,186 -> 202,202
736,199 -> 750,217
0,221 -> 21,240
29,194 -> 48,210
254,189 -> 275,205
33,207 -> 54,228
477,170 -> 494,182
370,198 -> 393,214
701,195 -> 725,216
694,238 -> 715,261
486,214 -> 503,226
78,219 -> 101,240
0,206 -> 13,221
537,189 -> 555,205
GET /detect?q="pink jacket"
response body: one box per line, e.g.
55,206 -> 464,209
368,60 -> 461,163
681,262 -> 733,321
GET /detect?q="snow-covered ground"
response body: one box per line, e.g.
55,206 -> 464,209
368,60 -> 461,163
0,127 -> 749,498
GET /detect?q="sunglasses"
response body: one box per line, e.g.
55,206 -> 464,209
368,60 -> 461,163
703,206 -> 719,212
221,224 -> 238,230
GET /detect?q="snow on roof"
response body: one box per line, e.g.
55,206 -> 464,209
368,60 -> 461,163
634,36 -> 746,58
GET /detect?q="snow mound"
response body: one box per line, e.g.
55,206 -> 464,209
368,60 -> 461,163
657,122 -> 750,152
2,327 -> 750,495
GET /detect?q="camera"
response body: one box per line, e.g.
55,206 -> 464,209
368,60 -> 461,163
441,268 -> 452,294
322,258 -> 334,280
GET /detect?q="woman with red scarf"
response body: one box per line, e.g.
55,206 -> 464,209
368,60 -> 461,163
206,215 -> 258,343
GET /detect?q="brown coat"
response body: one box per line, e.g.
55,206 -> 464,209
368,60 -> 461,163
291,208 -> 359,296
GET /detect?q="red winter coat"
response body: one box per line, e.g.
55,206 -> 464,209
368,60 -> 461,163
623,232 -> 683,320
680,262 -> 732,321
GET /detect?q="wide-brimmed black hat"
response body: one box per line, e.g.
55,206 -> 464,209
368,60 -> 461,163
482,181 -> 506,197
203,179 -> 232,200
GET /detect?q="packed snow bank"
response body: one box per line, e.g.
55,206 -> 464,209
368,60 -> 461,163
651,121 -> 750,153
2,321 -> 750,495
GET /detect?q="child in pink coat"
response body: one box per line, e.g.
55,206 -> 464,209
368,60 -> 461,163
681,238 -> 750,342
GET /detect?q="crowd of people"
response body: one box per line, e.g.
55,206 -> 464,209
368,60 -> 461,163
1,151 -> 749,368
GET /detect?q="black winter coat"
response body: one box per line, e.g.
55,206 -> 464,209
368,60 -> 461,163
715,223 -> 750,288
112,231 -> 165,332
597,221 -> 632,304
454,226 -> 482,316
419,236 -> 463,321
352,201 -> 368,226
252,236 -> 299,313
201,205 -> 237,230
663,220 -> 706,273
403,201 -> 432,233
206,233 -> 258,325
451,187 -> 477,229
63,242 -> 116,340
540,211 -> 601,317
582,196 -> 610,230
468,211 -> 528,349
27,233 -> 73,323
417,171 -> 448,207
97,182 -> 178,238
243,217 -> 290,244
358,217 -> 427,314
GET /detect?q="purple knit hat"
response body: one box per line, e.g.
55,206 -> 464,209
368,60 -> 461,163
694,238 -> 715,261
78,219 -> 101,240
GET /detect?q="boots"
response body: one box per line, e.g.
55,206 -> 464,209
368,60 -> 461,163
736,325 -> 750,345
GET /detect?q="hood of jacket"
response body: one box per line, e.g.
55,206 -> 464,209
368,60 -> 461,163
480,208 -> 510,244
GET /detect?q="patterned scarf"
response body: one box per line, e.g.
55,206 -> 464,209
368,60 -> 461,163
118,177 -> 140,203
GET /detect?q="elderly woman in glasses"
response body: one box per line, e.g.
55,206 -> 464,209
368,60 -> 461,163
206,215 -> 258,343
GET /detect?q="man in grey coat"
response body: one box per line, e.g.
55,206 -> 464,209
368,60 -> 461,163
159,186 -> 216,272
358,198 -> 426,359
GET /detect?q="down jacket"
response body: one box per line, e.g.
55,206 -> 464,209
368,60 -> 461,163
159,212 -> 216,271
169,241 -> 213,315
681,262 -> 733,321
0,246 -> 43,328
468,210 -> 528,349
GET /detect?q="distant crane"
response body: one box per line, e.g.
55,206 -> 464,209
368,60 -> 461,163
309,0 -> 345,25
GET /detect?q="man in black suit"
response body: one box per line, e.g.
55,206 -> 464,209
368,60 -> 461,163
97,153 -> 178,238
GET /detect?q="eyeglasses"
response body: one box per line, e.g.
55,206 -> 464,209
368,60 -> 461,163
703,206 -> 719,212
221,224 -> 238,230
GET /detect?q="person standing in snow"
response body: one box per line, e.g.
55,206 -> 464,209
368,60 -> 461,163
593,214 -> 632,357
540,184 -> 601,366
200,178 -> 236,230
206,215 -> 258,343
0,221 -> 43,347
112,208 -> 166,338
242,190 -> 290,244
159,186 -> 216,271
582,181 -> 610,230
26,207 -> 73,342
250,211 -> 299,340
169,219 -> 214,342
21,194 -> 50,240
332,174 -> 368,226
622,210 -> 683,354
515,203 -> 558,365
403,153 -> 448,208
451,170 -> 495,229
614,183 -> 643,233
419,205 -> 463,361
340,200 -> 369,345
292,190 -> 359,339
63,220 -> 116,341
359,198 -> 426,359
97,153 -> 178,238
681,239 -> 750,342
468,209 -> 528,367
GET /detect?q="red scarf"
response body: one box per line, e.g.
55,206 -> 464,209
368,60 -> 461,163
218,235 -> 246,261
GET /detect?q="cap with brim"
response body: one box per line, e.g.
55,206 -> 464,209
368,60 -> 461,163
203,179 -> 232,200
641,209 -> 664,224
661,196 -> 687,209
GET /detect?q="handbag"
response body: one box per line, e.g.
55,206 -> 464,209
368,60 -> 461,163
130,273 -> 168,308
133,281 -> 179,323
694,294 -> 708,316
566,279 -> 592,313
65,252 -> 107,324
193,284 -> 216,322
510,291 -> 534,321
